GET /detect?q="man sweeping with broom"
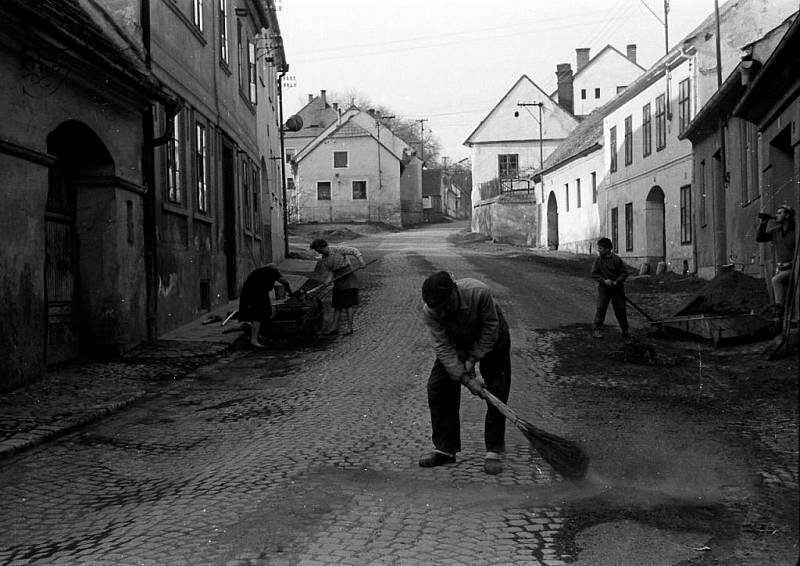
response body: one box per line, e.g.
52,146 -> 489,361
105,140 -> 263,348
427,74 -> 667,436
419,271 -> 589,480
419,271 -> 511,475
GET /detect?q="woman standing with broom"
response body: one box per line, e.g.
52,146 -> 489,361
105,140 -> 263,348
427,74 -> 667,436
310,238 -> 366,336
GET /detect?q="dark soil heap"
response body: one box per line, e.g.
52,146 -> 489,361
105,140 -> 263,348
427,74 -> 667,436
676,271 -> 771,316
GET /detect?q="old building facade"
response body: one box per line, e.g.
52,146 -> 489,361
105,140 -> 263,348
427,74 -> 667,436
0,0 -> 288,390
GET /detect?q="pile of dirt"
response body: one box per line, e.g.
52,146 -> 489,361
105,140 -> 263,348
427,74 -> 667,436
305,227 -> 364,242
676,271 -> 771,316
448,230 -> 491,245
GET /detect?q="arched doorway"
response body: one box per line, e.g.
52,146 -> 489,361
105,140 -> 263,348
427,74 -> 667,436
645,186 -> 666,267
45,121 -> 114,364
547,191 -> 559,250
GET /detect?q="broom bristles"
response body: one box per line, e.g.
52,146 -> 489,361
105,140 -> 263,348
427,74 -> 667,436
515,417 -> 589,480
478,386 -> 589,480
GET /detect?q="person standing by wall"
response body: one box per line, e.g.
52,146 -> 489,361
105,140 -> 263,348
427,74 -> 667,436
757,204 -> 796,325
309,238 -> 366,336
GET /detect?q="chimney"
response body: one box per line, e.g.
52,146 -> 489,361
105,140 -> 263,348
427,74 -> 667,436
308,94 -> 313,103
556,63 -> 574,115
320,89 -> 327,107
576,48 -> 590,72
332,102 -> 339,111
626,44 -> 637,64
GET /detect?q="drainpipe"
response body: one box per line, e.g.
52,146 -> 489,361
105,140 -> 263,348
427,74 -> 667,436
141,0 -> 157,341
278,68 -> 289,258
713,0 -> 727,272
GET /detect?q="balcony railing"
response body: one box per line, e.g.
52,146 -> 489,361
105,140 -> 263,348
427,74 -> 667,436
479,177 -> 535,201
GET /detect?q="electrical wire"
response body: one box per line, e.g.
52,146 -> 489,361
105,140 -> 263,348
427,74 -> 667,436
288,12 -> 652,63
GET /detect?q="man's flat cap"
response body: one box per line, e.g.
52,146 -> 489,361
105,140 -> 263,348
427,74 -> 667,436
422,271 -> 455,308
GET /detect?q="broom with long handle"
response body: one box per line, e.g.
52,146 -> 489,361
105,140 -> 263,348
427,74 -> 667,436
471,383 -> 589,480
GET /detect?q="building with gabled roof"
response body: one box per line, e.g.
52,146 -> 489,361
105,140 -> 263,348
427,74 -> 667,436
464,75 -> 578,211
550,44 -> 645,118
290,108 -> 423,227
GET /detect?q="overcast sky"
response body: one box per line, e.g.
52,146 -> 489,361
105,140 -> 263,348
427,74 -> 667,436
278,0 -> 720,163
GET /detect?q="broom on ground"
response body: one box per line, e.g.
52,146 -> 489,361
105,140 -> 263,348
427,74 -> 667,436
474,385 -> 589,480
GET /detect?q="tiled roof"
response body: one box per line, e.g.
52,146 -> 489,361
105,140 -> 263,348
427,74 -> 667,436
330,122 -> 371,138
541,107 -> 604,173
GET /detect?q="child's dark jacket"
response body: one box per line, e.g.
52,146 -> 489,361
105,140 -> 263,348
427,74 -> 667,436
591,254 -> 629,285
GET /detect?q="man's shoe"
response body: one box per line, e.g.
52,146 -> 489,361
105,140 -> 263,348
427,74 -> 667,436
592,329 -> 603,339
418,451 -> 455,468
484,458 -> 503,475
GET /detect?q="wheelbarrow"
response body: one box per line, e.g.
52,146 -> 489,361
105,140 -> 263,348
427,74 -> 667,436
269,292 -> 325,337
221,289 -> 325,338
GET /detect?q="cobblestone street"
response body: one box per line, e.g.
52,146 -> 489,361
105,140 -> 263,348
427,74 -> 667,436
0,222 -> 796,565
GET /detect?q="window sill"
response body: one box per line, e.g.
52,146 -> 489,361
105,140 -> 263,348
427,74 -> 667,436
162,202 -> 189,216
239,90 -> 256,114
219,60 -> 232,76
194,213 -> 213,224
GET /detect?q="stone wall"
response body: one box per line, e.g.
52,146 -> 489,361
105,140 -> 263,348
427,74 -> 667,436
472,193 -> 540,247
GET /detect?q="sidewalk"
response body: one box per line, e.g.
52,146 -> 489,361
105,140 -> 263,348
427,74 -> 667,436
0,257 -> 319,461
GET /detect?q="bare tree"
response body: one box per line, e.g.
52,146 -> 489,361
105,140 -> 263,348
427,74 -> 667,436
327,90 -> 441,164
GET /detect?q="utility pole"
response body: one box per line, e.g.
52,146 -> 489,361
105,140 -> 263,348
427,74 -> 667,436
374,111 -> 395,191
517,102 -> 544,199
415,118 -> 428,163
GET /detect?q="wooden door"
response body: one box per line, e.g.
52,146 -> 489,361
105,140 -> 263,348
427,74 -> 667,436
45,168 -> 79,364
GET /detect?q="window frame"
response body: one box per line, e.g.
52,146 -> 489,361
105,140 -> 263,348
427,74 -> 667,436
740,121 -> 759,203
195,121 -> 209,214
655,94 -> 667,151
594,87 -> 600,99
611,207 -> 619,252
193,0 -> 204,32
591,171 -> 597,204
219,0 -> 229,63
642,103 -> 652,157
242,160 -> 251,231
333,151 -> 349,169
624,115 -> 633,166
609,125 -> 618,173
624,202 -> 633,252
699,159 -> 707,227
166,110 -> 184,205
252,165 -> 260,234
576,178 -> 581,208
352,180 -> 367,200
248,40 -> 257,104
317,181 -> 332,201
680,184 -> 692,244
565,183 -> 570,212
678,78 -> 691,134
237,20 -> 244,92
498,154 -> 519,179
